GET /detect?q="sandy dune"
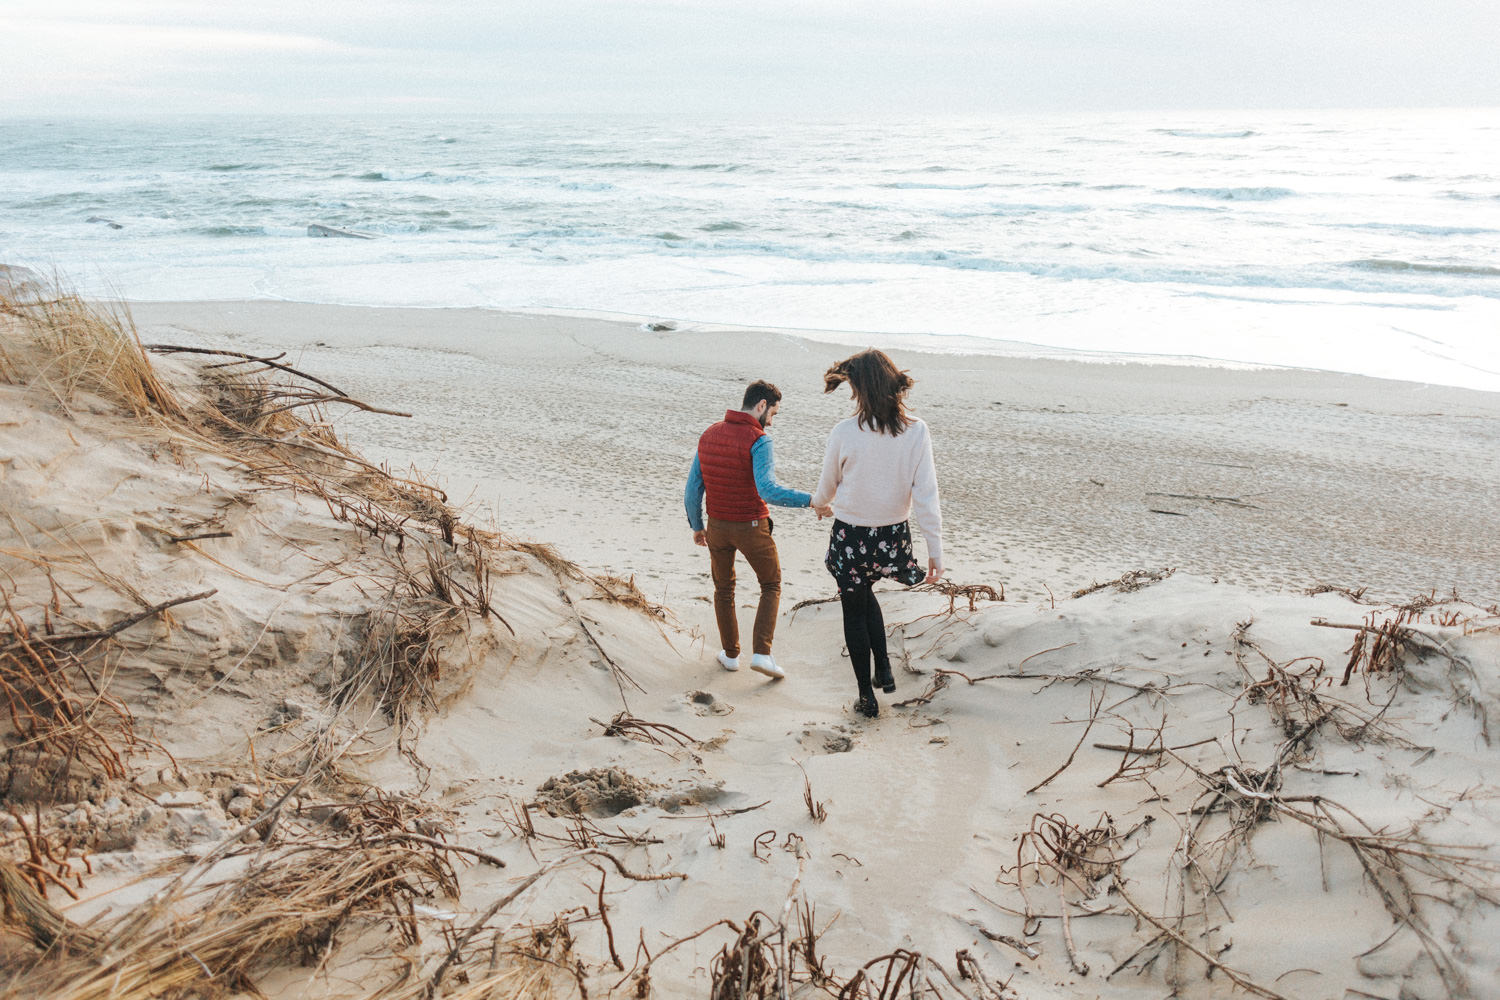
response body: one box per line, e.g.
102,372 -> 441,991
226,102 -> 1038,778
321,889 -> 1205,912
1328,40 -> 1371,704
3,295 -> 1498,1000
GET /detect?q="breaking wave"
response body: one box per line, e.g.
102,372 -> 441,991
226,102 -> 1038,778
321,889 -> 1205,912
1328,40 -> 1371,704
1170,186 -> 1295,201
1347,258 -> 1500,278
1155,129 -> 1257,139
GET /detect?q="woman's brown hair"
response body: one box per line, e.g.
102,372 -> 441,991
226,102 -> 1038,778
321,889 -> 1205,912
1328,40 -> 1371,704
823,349 -> 914,435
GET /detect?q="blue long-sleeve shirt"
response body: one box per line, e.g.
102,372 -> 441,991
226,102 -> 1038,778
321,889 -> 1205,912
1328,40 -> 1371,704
684,436 -> 811,531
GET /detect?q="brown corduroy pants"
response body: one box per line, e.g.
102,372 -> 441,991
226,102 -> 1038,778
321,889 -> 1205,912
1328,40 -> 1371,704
706,516 -> 781,657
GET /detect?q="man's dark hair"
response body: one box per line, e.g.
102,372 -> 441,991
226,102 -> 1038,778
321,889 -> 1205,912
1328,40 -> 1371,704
742,379 -> 782,410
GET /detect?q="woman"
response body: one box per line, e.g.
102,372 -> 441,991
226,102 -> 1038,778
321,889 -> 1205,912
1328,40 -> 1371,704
812,349 -> 943,718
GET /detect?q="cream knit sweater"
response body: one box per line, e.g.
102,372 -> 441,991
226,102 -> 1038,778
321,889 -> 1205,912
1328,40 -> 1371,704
811,415 -> 943,567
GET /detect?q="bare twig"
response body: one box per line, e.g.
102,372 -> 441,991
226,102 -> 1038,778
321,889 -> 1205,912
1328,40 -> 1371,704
0,589 -> 217,654
1026,692 -> 1102,794
143,344 -> 349,395
1112,879 -> 1290,1000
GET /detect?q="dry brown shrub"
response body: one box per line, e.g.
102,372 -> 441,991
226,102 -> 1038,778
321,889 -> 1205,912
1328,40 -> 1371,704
332,559 -> 465,732
1072,567 -> 1175,599
0,594 -> 141,804
511,540 -> 586,582
0,279 -> 183,420
180,360 -> 460,545
0,855 -> 98,955
1,832 -> 458,1000
589,573 -> 669,621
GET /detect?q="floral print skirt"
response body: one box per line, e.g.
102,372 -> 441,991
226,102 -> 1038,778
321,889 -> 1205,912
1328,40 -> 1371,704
824,519 -> 926,594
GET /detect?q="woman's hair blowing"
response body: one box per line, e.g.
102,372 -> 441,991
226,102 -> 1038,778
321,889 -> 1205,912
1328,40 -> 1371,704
823,349 -> 914,435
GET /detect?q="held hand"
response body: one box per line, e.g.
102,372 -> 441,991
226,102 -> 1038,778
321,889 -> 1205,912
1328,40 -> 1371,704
693,530 -> 708,547
925,558 -> 943,585
813,503 -> 833,520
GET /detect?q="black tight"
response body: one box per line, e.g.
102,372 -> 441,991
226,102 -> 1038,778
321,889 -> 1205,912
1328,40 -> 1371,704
840,584 -> 890,695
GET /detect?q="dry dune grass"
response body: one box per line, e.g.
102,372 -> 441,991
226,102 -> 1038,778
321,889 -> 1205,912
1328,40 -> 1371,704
1,282 -> 697,1000
1,276 -> 455,547
2,281 -> 482,757
1,286 -> 210,813
0,280 -> 181,421
0,591 -> 142,805
2,790 -> 465,1000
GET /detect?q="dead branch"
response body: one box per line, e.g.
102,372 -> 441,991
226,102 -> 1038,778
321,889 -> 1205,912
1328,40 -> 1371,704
0,589 -> 217,654
1058,871 -> 1088,977
591,712 -> 698,748
427,848 -> 685,997
911,580 -> 1004,613
256,393 -> 412,419
365,833 -> 506,868
1017,642 -> 1077,669
953,948 -> 1010,1000
1305,583 -> 1371,602
554,586 -> 644,711
658,800 -> 771,820
896,666 -> 1166,709
1091,736 -> 1216,755
616,919 -> 739,992
591,867 -> 625,971
1144,492 -> 1262,509
967,922 -> 1039,960
1072,568 -> 1175,600
0,857 -> 98,952
790,595 -> 842,619
143,343 -> 349,395
1112,878 -> 1290,1000
1026,691 -> 1102,794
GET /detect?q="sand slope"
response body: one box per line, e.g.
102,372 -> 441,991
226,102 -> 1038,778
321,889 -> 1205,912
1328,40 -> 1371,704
3,295 -> 1499,1000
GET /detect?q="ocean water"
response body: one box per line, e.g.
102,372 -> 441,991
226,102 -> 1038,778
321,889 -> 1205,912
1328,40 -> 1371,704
2,111 -> 1498,390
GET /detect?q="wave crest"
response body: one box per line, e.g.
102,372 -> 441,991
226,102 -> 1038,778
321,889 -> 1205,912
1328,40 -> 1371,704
1155,129 -> 1257,139
1171,186 -> 1295,201
1348,258 -> 1500,278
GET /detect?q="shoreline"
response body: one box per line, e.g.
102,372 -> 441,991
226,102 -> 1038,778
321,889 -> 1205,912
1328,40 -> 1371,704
126,293 -> 1500,393
131,299 -> 1500,608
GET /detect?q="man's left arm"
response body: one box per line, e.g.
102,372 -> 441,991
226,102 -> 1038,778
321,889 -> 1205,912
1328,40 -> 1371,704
751,437 -> 812,508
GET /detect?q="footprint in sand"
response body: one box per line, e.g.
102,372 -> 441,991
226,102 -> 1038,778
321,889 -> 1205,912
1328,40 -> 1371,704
797,725 -> 856,754
688,690 -> 734,716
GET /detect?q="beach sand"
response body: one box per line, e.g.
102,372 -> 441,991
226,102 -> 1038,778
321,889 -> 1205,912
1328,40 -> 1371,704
132,300 -> 1500,607
4,295 -> 1499,1000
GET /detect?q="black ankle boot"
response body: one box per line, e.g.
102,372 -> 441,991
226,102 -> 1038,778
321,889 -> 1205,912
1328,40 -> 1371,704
873,661 -> 895,694
855,687 -> 879,718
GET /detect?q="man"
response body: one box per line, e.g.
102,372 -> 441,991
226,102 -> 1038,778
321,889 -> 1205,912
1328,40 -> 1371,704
684,380 -> 813,679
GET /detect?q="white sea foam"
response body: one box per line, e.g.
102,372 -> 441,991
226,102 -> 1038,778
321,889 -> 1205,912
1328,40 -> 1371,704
1,110 -> 1497,391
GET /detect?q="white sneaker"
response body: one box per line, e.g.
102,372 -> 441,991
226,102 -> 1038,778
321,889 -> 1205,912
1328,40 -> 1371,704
749,654 -> 785,680
716,651 -> 740,672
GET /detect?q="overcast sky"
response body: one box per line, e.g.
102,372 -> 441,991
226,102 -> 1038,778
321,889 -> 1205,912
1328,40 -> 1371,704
3,0 -> 1498,115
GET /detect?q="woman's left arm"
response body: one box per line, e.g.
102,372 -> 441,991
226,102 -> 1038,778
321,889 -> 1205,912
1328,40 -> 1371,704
911,424 -> 943,579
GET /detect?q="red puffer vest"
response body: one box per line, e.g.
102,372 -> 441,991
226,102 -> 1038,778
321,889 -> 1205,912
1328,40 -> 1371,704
697,410 -> 768,522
